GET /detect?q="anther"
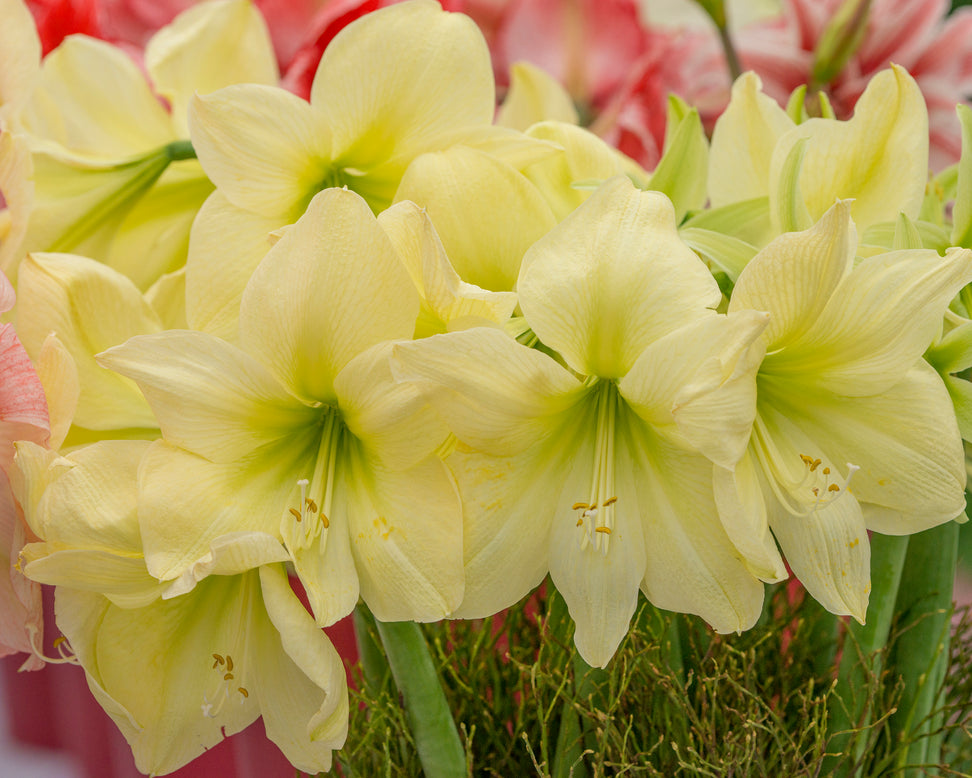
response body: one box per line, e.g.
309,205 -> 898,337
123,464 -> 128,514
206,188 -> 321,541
602,496 -> 617,507
828,483 -> 840,492
289,507 -> 302,522
224,672 -> 234,681
576,518 -> 583,527
823,467 -> 830,475
572,502 -> 589,511
306,498 -> 318,513
212,653 -> 224,668
238,687 -> 249,699
226,656 -> 234,672
595,527 -> 612,535
320,513 -> 330,528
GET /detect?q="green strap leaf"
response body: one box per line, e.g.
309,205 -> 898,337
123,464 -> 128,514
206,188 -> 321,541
374,617 -> 466,778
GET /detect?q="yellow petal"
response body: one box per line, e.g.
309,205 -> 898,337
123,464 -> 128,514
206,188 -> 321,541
313,0 -> 494,172
496,61 -> 579,131
769,65 -> 928,234
185,191 -> 281,343
16,253 -> 160,430
394,146 -> 556,292
21,36 -> 173,161
518,176 -> 719,378
708,72 -> 794,208
146,0 -> 278,138
188,84 -> 330,219
239,188 -> 418,403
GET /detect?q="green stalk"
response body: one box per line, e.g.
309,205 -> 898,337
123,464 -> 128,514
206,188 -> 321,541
373,618 -> 466,778
548,588 -> 587,778
351,603 -> 390,696
888,523 -> 958,776
824,533 -> 909,777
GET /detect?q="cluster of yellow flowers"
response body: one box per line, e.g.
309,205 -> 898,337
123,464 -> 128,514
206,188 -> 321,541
3,0 -> 972,774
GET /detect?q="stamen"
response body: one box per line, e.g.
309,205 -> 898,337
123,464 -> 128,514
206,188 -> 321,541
22,626 -> 80,667
573,382 -> 619,555
320,513 -> 330,529
203,651 -> 249,718
305,498 -> 318,513
289,508 -> 302,522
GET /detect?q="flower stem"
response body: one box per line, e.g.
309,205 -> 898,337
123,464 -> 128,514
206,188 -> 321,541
888,523 -> 958,775
825,533 -> 910,777
373,617 -> 466,778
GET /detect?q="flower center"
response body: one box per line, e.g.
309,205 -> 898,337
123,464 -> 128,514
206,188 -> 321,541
573,380 -> 619,555
752,416 -> 859,517
285,407 -> 343,552
201,652 -> 249,718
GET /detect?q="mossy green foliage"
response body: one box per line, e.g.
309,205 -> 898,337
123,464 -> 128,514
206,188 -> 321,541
328,582 -> 972,777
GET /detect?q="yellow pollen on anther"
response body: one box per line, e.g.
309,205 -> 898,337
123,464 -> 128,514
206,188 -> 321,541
238,687 -> 249,699
823,467 -> 830,475
602,496 -> 617,507
576,518 -> 583,526
224,672 -> 234,681
306,498 -> 318,513
810,459 -> 821,472
212,653 -> 224,668
595,527 -> 612,535
828,483 -> 840,492
289,507 -> 302,522
320,513 -> 330,528
226,656 -> 234,672
572,502 -> 589,510
53,636 -> 67,649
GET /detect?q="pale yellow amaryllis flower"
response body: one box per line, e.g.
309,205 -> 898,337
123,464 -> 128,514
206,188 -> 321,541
706,66 -> 928,246
391,121 -> 648,295
99,188 -> 463,627
186,0 -> 507,340
9,0 -> 277,287
14,252 -> 177,440
720,201 -> 972,620
393,177 -> 770,667
14,439 -> 347,776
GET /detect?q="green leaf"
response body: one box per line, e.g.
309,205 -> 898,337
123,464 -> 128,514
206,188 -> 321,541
374,617 -> 466,778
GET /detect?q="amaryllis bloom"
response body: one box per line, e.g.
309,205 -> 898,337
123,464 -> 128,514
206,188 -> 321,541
15,439 -> 348,775
0,269 -> 49,669
720,201 -> 972,618
7,0 -> 280,288
99,188 -> 464,628
393,177 -> 769,667
185,0 -> 508,341
735,0 -> 972,170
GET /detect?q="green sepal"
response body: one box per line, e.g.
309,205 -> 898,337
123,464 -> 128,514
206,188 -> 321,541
773,137 -> 812,233
786,85 -> 809,124
682,196 -> 772,247
647,99 -> 709,223
679,226 -> 758,281
892,212 -> 924,250
861,219 -> 951,253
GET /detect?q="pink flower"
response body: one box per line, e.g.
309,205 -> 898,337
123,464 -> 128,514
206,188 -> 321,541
483,0 -> 725,168
736,0 -> 972,170
0,270 -> 50,670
